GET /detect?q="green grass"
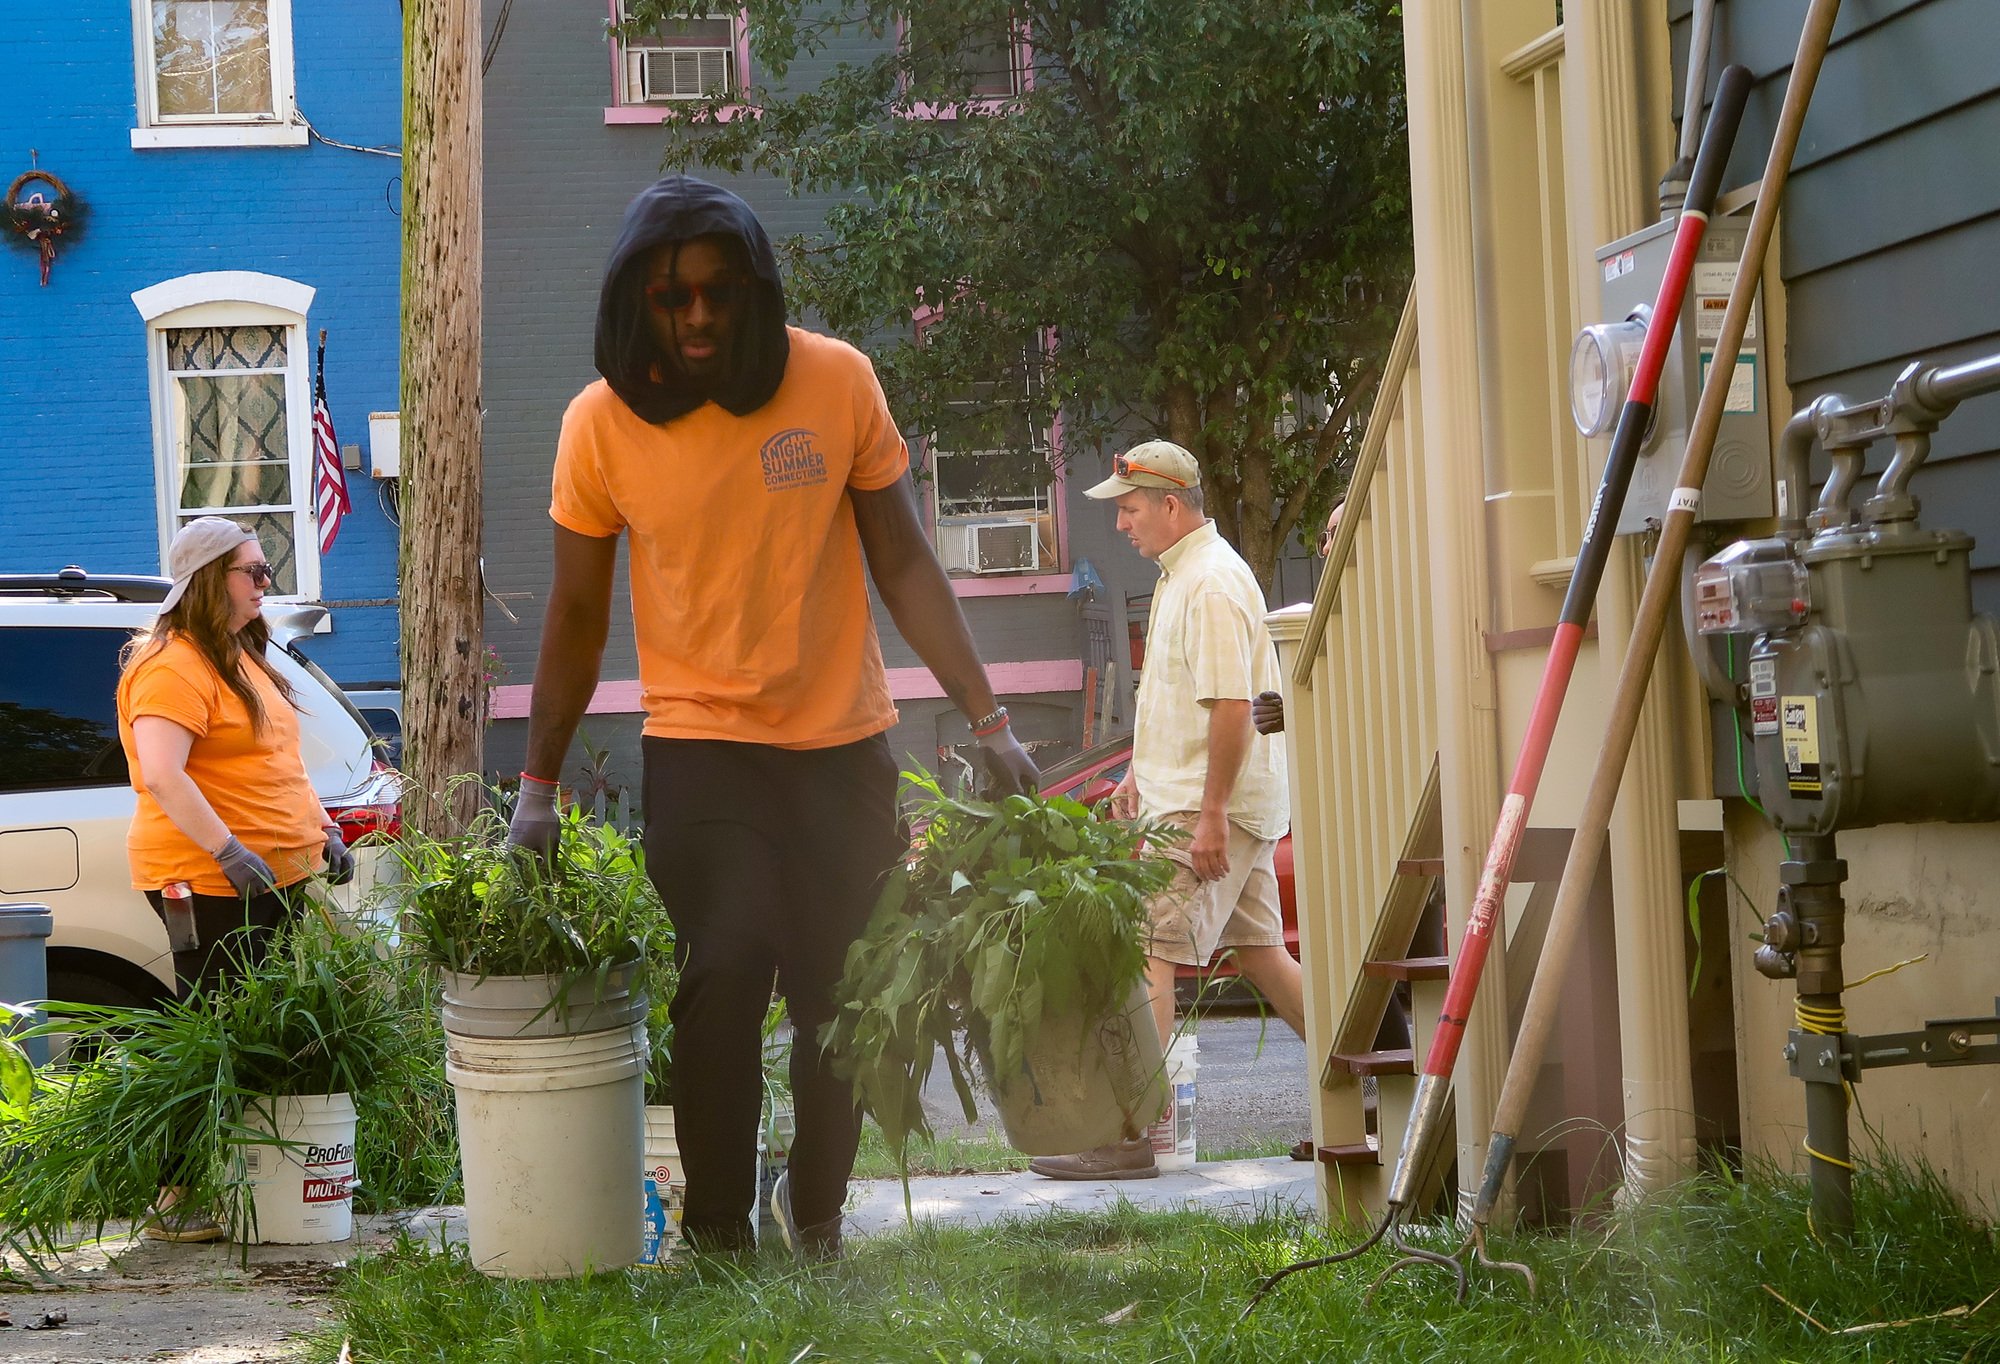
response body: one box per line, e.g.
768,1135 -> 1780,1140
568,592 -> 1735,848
312,1159 -> 2000,1363
849,1119 -> 1029,1178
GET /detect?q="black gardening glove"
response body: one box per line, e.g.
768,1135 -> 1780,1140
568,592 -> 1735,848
214,835 -> 279,898
1252,690 -> 1286,736
976,725 -> 1040,798
321,826 -> 356,886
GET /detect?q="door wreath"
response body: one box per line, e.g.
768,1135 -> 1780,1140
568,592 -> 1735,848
7,169 -> 85,287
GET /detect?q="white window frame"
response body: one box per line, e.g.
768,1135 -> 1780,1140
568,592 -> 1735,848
612,1 -> 746,106
132,271 -> 321,601
129,0 -> 307,149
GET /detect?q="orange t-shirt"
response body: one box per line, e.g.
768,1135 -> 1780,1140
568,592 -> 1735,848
550,327 -> 908,748
118,637 -> 328,896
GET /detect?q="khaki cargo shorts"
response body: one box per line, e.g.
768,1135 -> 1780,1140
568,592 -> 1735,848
1143,811 -> 1285,968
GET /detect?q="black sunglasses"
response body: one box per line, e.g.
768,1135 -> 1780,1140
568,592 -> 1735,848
644,277 -> 751,314
231,562 -> 276,587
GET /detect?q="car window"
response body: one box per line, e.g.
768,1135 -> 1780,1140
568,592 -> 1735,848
0,627 -> 131,792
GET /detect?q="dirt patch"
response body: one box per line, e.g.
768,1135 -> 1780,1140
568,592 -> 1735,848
0,1212 -> 446,1364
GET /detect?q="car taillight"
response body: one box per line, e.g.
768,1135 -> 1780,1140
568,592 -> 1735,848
328,802 -> 402,843
327,762 -> 403,843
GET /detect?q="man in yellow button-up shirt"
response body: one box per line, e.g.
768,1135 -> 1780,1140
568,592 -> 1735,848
1031,440 -> 1306,1181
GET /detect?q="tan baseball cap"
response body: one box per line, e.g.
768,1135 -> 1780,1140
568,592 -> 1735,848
1084,439 -> 1201,499
160,516 -> 257,612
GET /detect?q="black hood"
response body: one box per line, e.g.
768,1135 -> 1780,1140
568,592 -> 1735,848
594,175 -> 790,423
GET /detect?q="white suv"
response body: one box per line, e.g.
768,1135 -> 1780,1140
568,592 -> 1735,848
0,568 -> 400,1007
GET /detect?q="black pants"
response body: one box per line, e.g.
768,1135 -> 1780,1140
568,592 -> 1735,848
144,884 -> 302,999
642,734 -> 902,1248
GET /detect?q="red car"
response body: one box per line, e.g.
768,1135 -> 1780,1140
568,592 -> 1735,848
1035,737 -> 1299,988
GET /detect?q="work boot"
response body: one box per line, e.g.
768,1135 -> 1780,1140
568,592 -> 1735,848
1028,1138 -> 1159,1180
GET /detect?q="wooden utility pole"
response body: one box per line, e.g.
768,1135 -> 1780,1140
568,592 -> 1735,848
400,0 -> 485,833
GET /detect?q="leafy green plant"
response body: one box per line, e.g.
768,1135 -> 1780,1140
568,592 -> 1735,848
0,914 -> 421,1253
395,803 -> 664,981
822,774 -> 1180,1171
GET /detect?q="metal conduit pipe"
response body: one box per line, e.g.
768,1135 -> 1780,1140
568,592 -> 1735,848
1866,432 -> 1930,523
1914,351 -> 2000,411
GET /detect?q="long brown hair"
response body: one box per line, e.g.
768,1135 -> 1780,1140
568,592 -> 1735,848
122,552 -> 297,732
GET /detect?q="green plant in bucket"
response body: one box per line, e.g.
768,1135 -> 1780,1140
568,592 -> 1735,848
822,774 -> 1180,1176
394,800 -> 664,987
0,913 -> 417,1256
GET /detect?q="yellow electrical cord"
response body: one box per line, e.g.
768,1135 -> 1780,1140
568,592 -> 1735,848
1794,998 -> 1859,1173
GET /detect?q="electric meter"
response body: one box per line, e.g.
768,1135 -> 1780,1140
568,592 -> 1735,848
1693,537 -> 1809,635
1569,310 -> 1649,437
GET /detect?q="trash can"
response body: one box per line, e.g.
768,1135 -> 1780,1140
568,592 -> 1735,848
0,904 -> 54,1068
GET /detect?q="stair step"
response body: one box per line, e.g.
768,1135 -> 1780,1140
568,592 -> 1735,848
1327,1047 -> 1416,1077
1316,1140 -> 1380,1168
1362,955 -> 1451,982
1395,857 -> 1446,877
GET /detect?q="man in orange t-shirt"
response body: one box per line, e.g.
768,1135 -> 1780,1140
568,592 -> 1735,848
507,176 -> 1037,1258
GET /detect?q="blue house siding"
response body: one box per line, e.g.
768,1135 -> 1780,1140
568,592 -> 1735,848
0,4 -> 402,684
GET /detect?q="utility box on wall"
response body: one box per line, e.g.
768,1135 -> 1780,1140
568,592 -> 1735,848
1590,216 -> 1773,534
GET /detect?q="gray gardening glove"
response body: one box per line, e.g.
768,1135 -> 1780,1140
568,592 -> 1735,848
214,835 -> 279,898
976,726 -> 1040,798
506,774 -> 563,863
321,826 -> 356,886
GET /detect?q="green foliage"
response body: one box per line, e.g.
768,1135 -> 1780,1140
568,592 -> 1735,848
0,916 -> 432,1253
822,774 -> 1179,1172
394,804 -> 663,981
633,0 -> 1412,582
317,1160 -> 2000,1363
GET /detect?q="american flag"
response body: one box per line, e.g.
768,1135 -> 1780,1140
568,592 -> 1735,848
312,331 -> 350,555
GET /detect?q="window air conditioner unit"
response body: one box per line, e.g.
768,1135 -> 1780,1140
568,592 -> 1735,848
940,518 -> 1040,574
627,46 -> 734,102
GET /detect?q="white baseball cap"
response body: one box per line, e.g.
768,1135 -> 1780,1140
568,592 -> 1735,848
160,517 -> 257,613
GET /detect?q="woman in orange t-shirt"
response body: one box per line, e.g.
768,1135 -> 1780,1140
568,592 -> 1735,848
116,518 -> 355,1000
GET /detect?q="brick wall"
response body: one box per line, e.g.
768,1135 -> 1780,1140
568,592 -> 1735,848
0,3 -> 403,684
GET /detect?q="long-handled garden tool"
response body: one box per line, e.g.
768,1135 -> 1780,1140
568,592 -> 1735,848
1242,57 -> 1756,1315
1448,0 -> 1845,1300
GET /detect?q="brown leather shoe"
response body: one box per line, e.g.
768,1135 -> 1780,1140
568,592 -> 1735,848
1028,1138 -> 1159,1181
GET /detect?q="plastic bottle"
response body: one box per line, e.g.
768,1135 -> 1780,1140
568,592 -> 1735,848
1147,1034 -> 1199,1170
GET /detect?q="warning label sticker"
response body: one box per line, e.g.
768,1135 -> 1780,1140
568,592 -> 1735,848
1749,658 -> 1777,699
1752,696 -> 1780,736
1782,695 -> 1822,797
1695,295 -> 1757,341
1603,249 -> 1635,282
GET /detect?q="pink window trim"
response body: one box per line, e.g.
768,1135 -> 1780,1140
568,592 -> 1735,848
488,659 -> 1083,718
605,0 -> 753,111
604,104 -> 757,125
951,572 -> 1069,598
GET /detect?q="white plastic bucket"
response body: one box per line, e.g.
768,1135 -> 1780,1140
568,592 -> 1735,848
446,1019 -> 647,1278
234,1093 -> 358,1245
638,1105 -> 683,1266
1146,1034 -> 1199,1170
990,982 -> 1167,1156
441,966 -> 644,1039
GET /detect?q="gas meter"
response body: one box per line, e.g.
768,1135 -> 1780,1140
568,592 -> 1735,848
1690,351 -> 2000,1246
1695,357 -> 2000,837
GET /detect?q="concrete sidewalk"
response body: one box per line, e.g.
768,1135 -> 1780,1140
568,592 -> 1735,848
391,1156 -> 1317,1249
845,1156 -> 1315,1237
